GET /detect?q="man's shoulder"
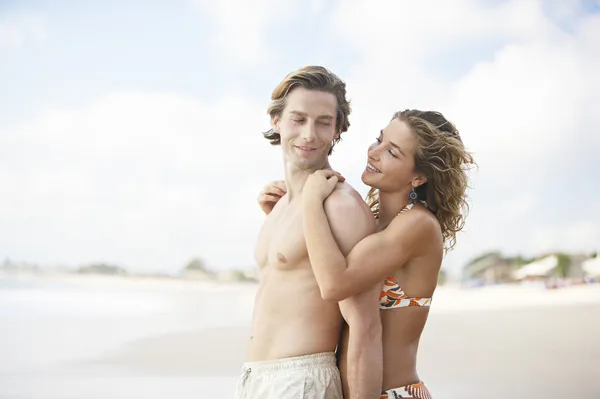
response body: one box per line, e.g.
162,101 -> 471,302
326,182 -> 371,212
324,182 -> 375,229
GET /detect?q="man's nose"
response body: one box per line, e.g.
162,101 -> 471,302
300,123 -> 316,141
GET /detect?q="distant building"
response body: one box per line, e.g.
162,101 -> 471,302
512,253 -> 593,284
582,256 -> 600,280
567,254 -> 592,281
462,252 -> 515,285
512,255 -> 558,281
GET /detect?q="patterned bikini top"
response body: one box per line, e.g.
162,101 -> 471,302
379,202 -> 433,310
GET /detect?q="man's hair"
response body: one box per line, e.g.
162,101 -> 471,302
263,65 -> 351,155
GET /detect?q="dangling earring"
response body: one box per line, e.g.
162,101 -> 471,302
408,186 -> 418,202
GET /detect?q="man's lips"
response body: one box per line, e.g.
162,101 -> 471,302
295,145 -> 317,152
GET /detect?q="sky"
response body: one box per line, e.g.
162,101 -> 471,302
1,0 -> 599,277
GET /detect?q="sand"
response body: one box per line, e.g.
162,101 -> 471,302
84,284 -> 600,399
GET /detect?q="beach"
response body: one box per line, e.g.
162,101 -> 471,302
1,274 -> 599,398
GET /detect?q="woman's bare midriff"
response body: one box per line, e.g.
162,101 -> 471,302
246,268 -> 343,362
338,306 -> 430,391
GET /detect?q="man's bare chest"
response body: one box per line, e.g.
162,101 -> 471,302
254,202 -> 308,270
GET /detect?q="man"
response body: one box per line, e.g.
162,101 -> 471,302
236,66 -> 382,399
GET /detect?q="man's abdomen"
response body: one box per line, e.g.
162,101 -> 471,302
246,271 -> 342,362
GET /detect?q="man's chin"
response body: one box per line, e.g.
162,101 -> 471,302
286,155 -> 327,171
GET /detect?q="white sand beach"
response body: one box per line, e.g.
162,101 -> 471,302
1,274 -> 599,398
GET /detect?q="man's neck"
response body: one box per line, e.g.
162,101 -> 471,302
284,159 -> 332,201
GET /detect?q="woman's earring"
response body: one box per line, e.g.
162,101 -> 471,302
408,187 -> 418,202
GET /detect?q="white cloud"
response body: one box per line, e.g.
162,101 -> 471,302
191,0 -> 294,66
1,91 -> 282,272
0,13 -> 46,49
190,0 -> 332,66
446,40 -> 588,179
326,0 -> 600,273
2,1 -> 599,276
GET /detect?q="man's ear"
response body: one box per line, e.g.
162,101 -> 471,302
271,116 -> 280,132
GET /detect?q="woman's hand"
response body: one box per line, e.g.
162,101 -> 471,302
258,180 -> 287,215
303,169 -> 345,204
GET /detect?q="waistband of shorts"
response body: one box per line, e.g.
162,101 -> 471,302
242,352 -> 337,373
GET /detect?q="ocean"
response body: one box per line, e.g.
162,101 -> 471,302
0,275 -> 253,399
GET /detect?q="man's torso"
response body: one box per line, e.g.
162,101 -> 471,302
246,196 -> 343,362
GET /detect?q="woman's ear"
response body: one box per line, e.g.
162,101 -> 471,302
412,175 -> 428,188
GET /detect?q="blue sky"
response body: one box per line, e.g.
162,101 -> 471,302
1,0 -> 359,125
1,0 -> 599,276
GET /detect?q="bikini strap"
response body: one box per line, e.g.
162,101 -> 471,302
399,200 -> 428,215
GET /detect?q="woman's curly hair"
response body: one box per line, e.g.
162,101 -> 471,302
366,109 -> 475,252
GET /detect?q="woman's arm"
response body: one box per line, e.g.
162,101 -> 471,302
339,283 -> 383,399
304,194 -> 438,301
312,188 -> 381,398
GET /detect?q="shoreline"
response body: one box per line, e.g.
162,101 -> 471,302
3,270 -> 599,310
0,270 -> 259,292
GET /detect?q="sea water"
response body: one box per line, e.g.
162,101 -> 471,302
0,276 -> 253,398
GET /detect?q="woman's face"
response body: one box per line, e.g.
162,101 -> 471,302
361,118 -> 420,193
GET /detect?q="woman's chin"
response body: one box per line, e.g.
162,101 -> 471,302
360,170 -> 369,183
361,171 -> 377,187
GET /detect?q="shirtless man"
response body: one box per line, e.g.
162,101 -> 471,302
235,66 -> 382,399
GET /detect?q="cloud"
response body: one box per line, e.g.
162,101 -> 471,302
0,91 -> 282,272
191,0 -> 292,66
0,13 -> 47,50
2,1 -> 598,276
326,0 -> 600,274
190,0 -> 332,66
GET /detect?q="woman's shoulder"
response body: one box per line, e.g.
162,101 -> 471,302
389,204 -> 442,245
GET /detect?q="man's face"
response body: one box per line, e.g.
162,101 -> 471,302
272,87 -> 339,170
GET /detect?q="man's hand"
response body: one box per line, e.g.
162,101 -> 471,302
303,169 -> 345,204
258,180 -> 287,215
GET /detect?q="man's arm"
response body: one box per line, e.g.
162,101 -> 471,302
322,188 -> 382,399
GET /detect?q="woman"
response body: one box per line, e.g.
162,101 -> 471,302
258,109 -> 474,398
